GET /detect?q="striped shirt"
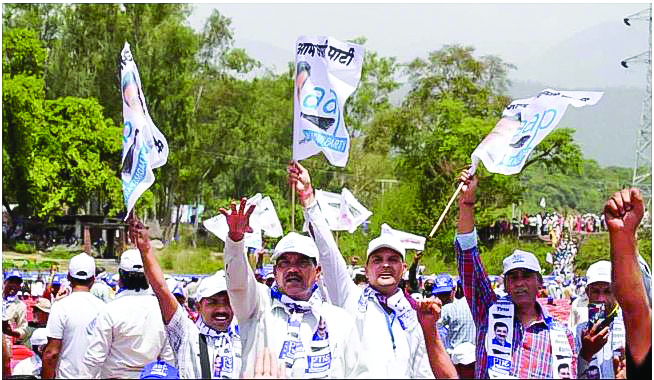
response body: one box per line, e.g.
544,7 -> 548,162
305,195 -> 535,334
438,297 -> 476,351
456,229 -> 577,379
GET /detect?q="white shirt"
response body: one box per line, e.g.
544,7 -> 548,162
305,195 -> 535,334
304,201 -> 434,379
12,355 -> 42,377
90,281 -> 112,303
31,281 -> 45,297
46,291 -> 106,379
225,237 -> 368,378
83,289 -> 175,379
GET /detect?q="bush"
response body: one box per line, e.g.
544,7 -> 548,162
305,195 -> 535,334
158,244 -> 224,274
14,242 -> 36,254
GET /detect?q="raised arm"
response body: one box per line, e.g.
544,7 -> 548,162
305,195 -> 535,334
131,220 -> 178,325
222,198 -> 262,321
417,299 -> 458,379
605,188 -> 652,366
289,161 -> 357,307
455,170 -> 496,328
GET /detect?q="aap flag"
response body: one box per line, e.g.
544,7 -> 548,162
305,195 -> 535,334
292,36 -> 364,167
470,89 -> 603,175
303,188 -> 372,233
120,42 -> 169,219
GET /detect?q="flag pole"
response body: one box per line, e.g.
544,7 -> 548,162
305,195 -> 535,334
291,182 -> 296,231
429,182 -> 464,238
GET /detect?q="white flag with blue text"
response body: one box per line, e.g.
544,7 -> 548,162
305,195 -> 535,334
292,36 -> 364,167
119,42 -> 169,219
470,89 -> 603,175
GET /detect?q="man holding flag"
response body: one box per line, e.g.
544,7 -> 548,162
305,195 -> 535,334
290,161 -> 448,378
455,169 -> 576,378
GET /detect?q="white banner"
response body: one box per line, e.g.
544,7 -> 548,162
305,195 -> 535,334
292,36 -> 364,167
119,42 -> 169,219
381,223 -> 426,251
340,188 -> 373,233
546,252 -> 553,264
470,89 -> 603,175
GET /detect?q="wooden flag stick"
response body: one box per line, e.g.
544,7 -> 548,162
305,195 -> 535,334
429,182 -> 464,238
291,182 -> 296,232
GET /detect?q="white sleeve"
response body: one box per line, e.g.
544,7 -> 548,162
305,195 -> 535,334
304,200 -> 358,307
410,327 -> 436,379
225,237 -> 262,321
164,306 -> 190,353
45,302 -> 65,339
82,310 -> 113,379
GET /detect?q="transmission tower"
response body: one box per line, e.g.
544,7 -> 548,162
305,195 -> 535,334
622,5 -> 652,226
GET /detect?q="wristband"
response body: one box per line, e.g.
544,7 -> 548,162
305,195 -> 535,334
462,201 -> 476,206
299,183 -> 314,202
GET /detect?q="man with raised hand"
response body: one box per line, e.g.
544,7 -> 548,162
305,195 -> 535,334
574,260 -> 625,379
131,221 -> 242,379
222,198 -> 366,378
42,253 -> 105,379
455,169 -> 576,379
289,162 -> 435,378
604,188 -> 651,377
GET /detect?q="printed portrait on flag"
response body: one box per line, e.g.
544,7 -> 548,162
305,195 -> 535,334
292,36 -> 364,167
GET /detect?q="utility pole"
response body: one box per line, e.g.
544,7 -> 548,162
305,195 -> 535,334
622,5 -> 652,226
377,179 -> 399,209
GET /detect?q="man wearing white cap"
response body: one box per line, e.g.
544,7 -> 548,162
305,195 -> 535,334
456,170 -> 576,379
288,162 -> 436,378
574,261 -> 625,379
42,253 -> 105,379
3,270 -> 27,340
82,249 -> 174,379
13,327 -> 48,377
131,221 -> 242,379
222,198 -> 367,378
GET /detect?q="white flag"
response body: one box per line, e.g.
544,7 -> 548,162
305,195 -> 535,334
470,89 -> 603,175
203,195 -> 263,249
381,223 -> 426,251
292,36 -> 364,167
540,197 -> 546,208
119,42 -> 169,219
255,196 -> 284,238
340,188 -> 373,233
304,188 -> 372,233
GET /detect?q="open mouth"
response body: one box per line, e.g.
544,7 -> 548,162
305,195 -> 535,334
285,274 -> 303,284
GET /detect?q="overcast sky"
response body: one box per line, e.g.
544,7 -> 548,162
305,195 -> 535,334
187,3 -> 650,88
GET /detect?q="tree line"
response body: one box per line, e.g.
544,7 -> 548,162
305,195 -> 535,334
2,4 -> 634,265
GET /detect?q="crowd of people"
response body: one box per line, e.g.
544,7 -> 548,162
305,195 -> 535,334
2,163 -> 651,379
478,211 -> 607,243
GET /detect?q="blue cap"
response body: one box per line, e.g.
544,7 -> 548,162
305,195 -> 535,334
5,270 -> 22,281
140,361 -> 179,379
432,274 -> 454,294
172,284 -> 185,298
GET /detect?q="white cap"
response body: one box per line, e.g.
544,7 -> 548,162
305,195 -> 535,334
271,232 -> 319,262
196,270 -> 227,301
166,278 -> 178,292
366,235 -> 406,259
30,328 -> 48,347
68,253 -> 95,280
119,249 -> 144,273
586,261 -> 611,286
451,342 -> 476,365
502,249 -> 541,275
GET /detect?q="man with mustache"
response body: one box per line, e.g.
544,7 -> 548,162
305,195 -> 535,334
456,169 -> 576,378
222,198 -> 367,378
131,222 -> 242,379
288,162 -> 436,378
